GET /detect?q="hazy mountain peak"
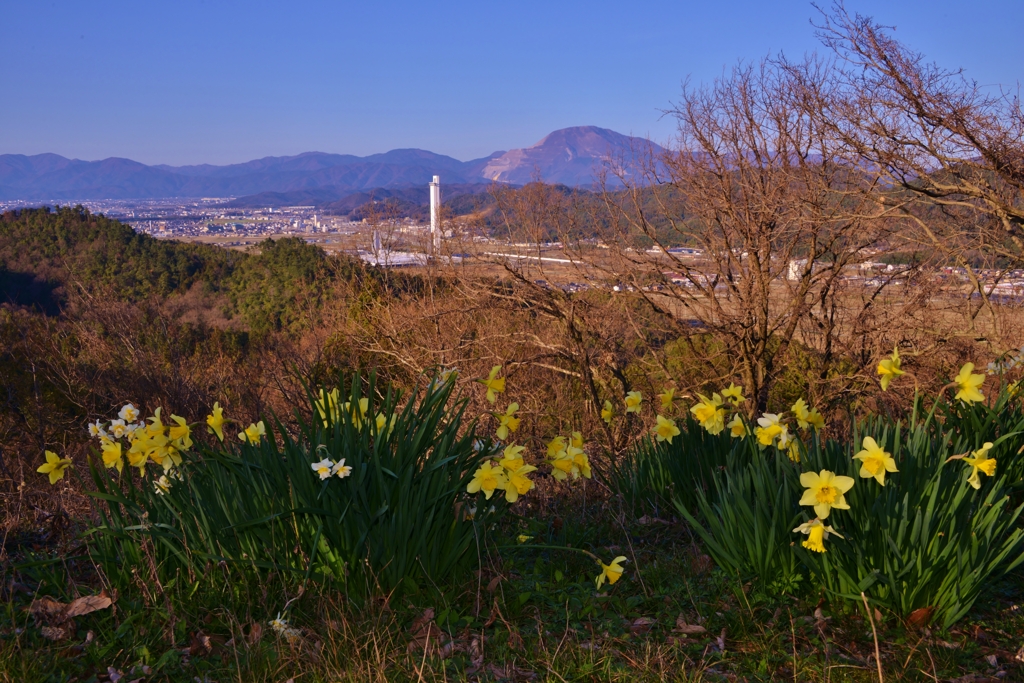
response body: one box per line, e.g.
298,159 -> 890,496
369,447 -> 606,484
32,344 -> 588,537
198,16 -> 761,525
480,126 -> 663,185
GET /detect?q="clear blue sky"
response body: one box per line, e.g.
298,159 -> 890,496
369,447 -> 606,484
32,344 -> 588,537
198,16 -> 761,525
2,1 -> 1021,165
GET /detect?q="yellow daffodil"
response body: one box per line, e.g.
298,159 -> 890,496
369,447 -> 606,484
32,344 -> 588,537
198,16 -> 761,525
624,391 -> 643,414
787,440 -> 801,463
569,445 -> 592,479
169,415 -> 193,449
467,461 -> 508,499
727,414 -> 747,438
690,393 -> 726,435
504,464 -> 538,503
239,421 -> 266,445
495,403 -> 521,441
799,469 -> 855,519
754,413 -> 784,448
498,444 -> 526,471
954,363 -> 985,404
37,450 -> 71,484
547,450 -> 576,481
659,388 -> 676,410
315,388 -> 341,425
100,437 -> 123,473
652,414 -> 681,444
793,518 -> 844,553
153,443 -> 182,472
790,399 -> 821,430
721,383 -> 745,405
570,431 -> 584,449
126,438 -> 150,473
963,442 -> 997,489
311,458 -> 334,479
127,420 -> 170,473
343,398 -> 370,428
853,436 -> 898,485
207,402 -> 226,441
601,400 -> 615,424
595,556 -> 627,589
546,436 -> 567,459
374,412 -> 396,437
331,458 -> 353,479
877,346 -> 904,391
478,365 -> 506,404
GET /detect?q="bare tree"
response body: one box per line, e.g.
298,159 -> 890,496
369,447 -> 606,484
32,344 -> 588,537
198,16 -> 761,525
592,58 -> 896,411
808,2 -> 1024,343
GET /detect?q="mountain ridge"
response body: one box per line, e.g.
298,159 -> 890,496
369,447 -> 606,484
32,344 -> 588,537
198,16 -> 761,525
0,126 -> 664,201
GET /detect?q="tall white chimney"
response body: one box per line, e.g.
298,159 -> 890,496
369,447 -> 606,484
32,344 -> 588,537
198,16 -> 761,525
429,175 -> 441,255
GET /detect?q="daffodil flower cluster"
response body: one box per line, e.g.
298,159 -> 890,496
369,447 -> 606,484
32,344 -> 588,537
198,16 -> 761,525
793,436 -> 893,553
314,388 -> 396,437
751,399 -> 824,463
85,403 -> 194,480
466,444 -> 539,503
795,469 -> 855,553
546,433 -> 592,481
466,366 -> 592,505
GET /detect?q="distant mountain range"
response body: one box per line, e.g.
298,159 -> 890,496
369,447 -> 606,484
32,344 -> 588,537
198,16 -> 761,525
0,126 -> 664,203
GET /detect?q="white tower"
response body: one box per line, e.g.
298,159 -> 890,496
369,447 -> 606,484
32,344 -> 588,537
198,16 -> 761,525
429,175 -> 441,255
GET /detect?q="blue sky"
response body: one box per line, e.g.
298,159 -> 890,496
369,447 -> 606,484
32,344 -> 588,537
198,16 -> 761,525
2,1 -> 1021,165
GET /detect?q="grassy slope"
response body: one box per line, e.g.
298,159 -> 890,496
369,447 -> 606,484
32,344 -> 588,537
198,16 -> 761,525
4,494 -> 1022,682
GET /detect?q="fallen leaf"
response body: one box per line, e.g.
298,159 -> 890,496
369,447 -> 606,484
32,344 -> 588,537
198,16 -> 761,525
674,615 -> 707,635
486,575 -> 503,593
487,662 -> 538,681
407,608 -> 452,656
247,621 -> 263,646
468,633 -> 484,668
714,628 -> 726,653
65,591 -> 113,619
907,606 -> 934,628
410,607 -> 435,633
189,631 -> 213,656
630,616 -> 656,635
40,625 -> 69,641
28,597 -> 65,621
484,600 -> 500,628
984,654 -> 998,667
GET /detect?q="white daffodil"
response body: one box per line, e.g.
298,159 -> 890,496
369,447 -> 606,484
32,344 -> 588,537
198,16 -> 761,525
331,458 -> 353,479
269,613 -> 289,633
154,475 -> 172,495
87,421 -> 108,439
109,419 -> 129,439
311,458 -> 334,480
119,403 -> 140,423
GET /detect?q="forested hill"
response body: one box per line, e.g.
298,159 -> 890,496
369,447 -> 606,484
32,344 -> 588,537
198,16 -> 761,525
0,206 -> 364,334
